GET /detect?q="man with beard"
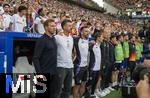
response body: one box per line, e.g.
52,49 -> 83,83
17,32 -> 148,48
73,26 -> 90,98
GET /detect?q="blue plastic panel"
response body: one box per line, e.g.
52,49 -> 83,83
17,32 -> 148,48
0,52 -> 4,73
0,32 -> 42,73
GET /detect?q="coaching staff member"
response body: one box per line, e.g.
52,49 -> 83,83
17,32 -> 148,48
33,19 -> 57,98
54,19 -> 74,98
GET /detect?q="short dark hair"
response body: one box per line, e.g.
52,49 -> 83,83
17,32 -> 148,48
87,22 -> 91,26
44,19 -> 55,28
116,34 -> 122,40
123,33 -> 128,37
37,8 -> 43,15
18,5 -> 27,12
80,26 -> 89,32
92,29 -> 103,40
95,33 -> 102,41
61,19 -> 72,29
110,35 -> 116,40
81,19 -> 86,22
3,3 -> 10,8
129,34 -> 135,40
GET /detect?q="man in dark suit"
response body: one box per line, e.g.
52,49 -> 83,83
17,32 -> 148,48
33,19 -> 57,98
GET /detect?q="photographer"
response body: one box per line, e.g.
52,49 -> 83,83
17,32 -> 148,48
135,50 -> 150,98
136,74 -> 150,98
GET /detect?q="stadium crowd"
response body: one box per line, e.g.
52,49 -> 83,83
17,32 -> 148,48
104,0 -> 145,9
0,0 -> 140,34
0,0 -> 149,98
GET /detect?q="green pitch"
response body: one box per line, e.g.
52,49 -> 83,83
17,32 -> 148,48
100,89 -> 122,98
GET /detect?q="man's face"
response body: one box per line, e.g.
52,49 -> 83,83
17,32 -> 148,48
97,35 -> 103,43
131,36 -> 136,42
10,7 -> 14,12
0,0 -> 3,5
107,32 -> 111,39
82,21 -> 87,26
3,5 -> 10,13
64,22 -> 72,33
112,37 -> 117,44
120,36 -> 124,42
65,15 -> 71,21
47,22 -> 56,35
21,10 -> 27,16
138,37 -> 141,42
124,35 -> 129,41
43,8 -> 48,16
102,32 -> 108,39
82,28 -> 90,39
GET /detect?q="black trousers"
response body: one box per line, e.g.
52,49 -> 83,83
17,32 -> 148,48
101,65 -> 112,90
54,67 -> 73,98
91,71 -> 100,94
88,71 -> 100,94
129,61 -> 136,80
49,74 -> 58,98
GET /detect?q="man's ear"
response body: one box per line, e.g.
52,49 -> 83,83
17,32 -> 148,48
144,74 -> 149,82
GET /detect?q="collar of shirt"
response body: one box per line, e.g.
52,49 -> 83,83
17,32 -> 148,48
62,33 -> 72,38
44,33 -> 55,38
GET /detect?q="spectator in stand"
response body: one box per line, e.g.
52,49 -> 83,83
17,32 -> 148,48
2,3 -> 11,31
21,0 -> 139,35
34,8 -> 47,34
0,0 -> 4,31
0,0 -> 4,14
25,9 -> 34,32
9,6 -> 15,16
71,20 -> 78,36
9,5 -> 27,32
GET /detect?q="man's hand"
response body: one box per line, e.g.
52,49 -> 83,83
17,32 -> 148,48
136,74 -> 150,98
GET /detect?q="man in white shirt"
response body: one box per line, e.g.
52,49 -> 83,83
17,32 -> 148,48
0,0 -> 4,31
34,8 -> 47,34
9,5 -> 27,32
88,32 -> 104,98
73,26 -> 90,98
54,20 -> 74,98
0,0 -> 4,15
1,4 -> 11,31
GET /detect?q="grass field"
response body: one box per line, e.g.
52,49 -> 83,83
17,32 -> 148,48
100,89 -> 122,98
